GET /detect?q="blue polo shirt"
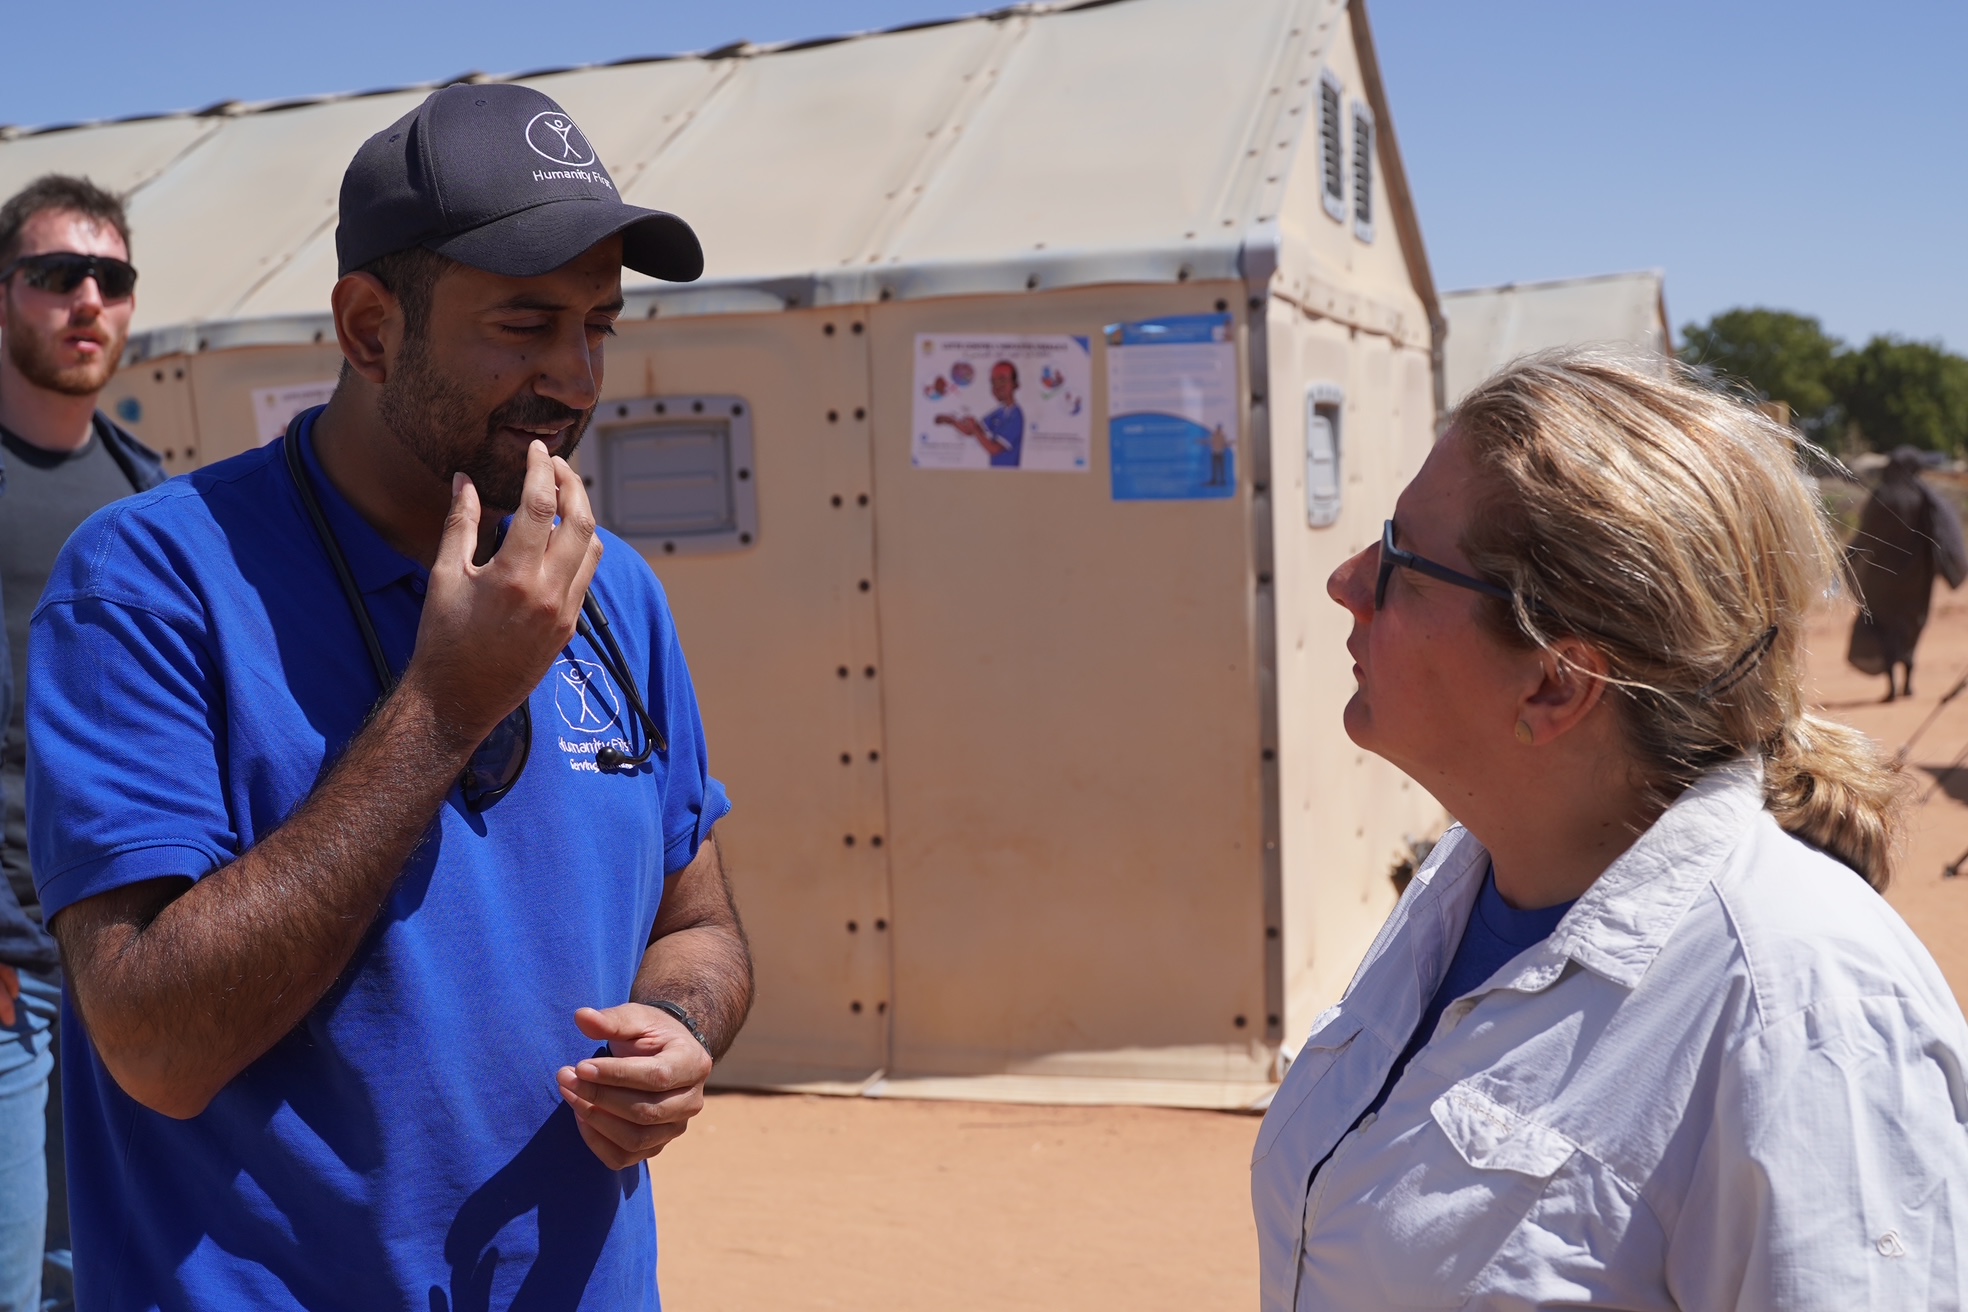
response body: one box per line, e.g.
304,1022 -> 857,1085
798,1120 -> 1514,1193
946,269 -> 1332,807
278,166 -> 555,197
982,404 -> 1024,467
26,409 -> 728,1311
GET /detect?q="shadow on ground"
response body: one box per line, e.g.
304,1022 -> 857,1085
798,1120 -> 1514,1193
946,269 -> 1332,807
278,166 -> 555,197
1921,762 -> 1968,807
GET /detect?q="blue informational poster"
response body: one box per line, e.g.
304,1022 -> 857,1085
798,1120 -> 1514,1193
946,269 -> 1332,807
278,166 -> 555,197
1104,313 -> 1239,501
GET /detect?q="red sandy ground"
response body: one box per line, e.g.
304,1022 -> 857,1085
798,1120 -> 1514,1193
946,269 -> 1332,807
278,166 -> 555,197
648,588 -> 1968,1311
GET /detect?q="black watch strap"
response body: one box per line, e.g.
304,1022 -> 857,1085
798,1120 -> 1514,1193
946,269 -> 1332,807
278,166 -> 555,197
649,1000 -> 712,1055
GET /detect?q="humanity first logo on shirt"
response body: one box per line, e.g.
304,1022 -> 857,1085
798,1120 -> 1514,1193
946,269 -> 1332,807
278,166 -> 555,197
553,655 -> 630,772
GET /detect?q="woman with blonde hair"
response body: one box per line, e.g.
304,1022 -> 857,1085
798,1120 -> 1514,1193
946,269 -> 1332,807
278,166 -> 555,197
1253,350 -> 1968,1309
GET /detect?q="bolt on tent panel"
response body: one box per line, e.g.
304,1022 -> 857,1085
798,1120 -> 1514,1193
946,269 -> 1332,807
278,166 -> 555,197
16,0 -> 1451,1107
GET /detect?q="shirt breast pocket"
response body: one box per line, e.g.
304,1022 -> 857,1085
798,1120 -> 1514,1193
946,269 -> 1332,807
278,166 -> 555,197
1365,1082 -> 1580,1307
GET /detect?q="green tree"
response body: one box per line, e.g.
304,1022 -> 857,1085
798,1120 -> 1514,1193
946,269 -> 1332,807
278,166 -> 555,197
1678,308 -> 1842,436
1834,336 -> 1968,455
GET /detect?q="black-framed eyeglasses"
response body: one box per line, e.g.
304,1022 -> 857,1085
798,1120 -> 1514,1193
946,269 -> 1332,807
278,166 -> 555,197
0,251 -> 137,301
1375,518 -> 1515,611
281,414 -> 667,812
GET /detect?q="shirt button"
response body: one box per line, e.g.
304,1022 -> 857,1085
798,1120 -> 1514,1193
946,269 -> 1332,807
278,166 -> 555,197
1357,1111 -> 1377,1130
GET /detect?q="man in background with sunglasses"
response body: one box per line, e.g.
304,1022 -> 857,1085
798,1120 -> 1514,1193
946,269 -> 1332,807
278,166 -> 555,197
23,88 -> 749,1310
0,173 -> 160,1312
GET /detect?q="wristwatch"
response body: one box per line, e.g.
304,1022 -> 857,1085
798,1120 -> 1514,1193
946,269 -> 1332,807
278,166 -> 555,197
649,1000 -> 712,1055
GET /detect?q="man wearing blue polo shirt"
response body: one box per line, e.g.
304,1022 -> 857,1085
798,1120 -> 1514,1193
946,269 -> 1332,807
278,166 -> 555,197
25,84 -> 751,1310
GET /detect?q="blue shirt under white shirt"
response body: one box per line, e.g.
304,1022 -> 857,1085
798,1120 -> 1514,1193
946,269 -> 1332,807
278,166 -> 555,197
1254,761 -> 1968,1310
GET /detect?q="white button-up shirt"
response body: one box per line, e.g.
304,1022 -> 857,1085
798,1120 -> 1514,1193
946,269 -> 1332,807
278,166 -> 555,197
1253,761 -> 1968,1309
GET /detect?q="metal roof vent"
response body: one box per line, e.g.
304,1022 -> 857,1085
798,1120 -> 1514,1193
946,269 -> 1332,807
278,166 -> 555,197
1351,100 -> 1375,243
1318,69 -> 1346,223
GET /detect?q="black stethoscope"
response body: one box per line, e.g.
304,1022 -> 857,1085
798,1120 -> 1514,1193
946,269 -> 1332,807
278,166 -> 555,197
282,409 -> 666,779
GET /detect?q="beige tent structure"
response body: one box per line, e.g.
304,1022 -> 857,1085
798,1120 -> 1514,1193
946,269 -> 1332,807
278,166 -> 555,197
1441,270 -> 1671,406
0,0 -> 1446,1107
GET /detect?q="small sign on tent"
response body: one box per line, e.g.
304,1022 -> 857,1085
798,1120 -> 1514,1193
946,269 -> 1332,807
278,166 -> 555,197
251,380 -> 339,445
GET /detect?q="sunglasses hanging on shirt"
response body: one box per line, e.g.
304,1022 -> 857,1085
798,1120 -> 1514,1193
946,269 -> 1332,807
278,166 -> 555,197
281,412 -> 665,811
0,251 -> 138,301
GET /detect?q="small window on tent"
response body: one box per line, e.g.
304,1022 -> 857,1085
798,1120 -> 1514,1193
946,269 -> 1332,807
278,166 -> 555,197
1305,384 -> 1344,528
590,395 -> 759,556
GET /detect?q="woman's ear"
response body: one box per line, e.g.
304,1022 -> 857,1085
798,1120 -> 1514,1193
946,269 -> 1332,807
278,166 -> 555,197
1516,637 -> 1612,746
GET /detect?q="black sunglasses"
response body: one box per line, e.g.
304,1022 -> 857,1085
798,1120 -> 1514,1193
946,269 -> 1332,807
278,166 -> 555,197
1375,518 -> 1515,610
460,703 -> 533,810
0,251 -> 138,301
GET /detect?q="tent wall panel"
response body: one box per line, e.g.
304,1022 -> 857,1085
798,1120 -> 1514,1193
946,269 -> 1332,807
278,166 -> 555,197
99,357 -> 201,477
183,342 -> 344,463
594,309 -> 894,1084
1266,304 -> 1442,1042
865,281 -> 1271,1083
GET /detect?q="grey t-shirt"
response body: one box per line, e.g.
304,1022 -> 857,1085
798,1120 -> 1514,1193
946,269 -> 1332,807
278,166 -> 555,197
1,422 -> 144,969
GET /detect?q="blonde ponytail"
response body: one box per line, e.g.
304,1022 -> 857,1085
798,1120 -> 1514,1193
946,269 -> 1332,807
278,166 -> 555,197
1453,350 -> 1907,888
1764,713 -> 1907,890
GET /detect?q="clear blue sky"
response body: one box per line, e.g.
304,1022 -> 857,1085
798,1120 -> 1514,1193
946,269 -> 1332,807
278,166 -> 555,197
3,1 -> 1959,351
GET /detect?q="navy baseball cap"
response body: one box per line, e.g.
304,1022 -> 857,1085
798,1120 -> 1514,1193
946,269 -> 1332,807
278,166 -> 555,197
336,82 -> 702,282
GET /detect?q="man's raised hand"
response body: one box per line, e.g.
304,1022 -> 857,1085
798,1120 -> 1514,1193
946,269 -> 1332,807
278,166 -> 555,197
402,440 -> 602,753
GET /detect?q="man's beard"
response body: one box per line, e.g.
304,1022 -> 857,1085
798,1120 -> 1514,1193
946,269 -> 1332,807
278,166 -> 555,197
4,305 -> 123,397
376,332 -> 592,512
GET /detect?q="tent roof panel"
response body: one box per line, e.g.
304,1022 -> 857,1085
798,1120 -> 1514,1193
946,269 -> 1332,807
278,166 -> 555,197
619,19 -> 1004,287
0,0 -> 1424,350
509,58 -> 738,212
1442,271 -> 1668,404
0,117 -> 220,225
884,0 -> 1321,267
124,91 -> 431,329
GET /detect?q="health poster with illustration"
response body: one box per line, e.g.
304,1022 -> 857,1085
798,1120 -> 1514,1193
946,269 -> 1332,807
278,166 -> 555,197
1105,313 -> 1239,500
912,334 -> 1092,471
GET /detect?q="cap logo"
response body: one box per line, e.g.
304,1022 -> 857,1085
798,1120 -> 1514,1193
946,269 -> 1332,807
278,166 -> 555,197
525,110 -> 596,167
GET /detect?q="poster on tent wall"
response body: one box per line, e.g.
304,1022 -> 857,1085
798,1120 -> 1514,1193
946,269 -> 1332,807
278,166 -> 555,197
911,334 -> 1092,471
1105,313 -> 1239,501
252,380 -> 339,445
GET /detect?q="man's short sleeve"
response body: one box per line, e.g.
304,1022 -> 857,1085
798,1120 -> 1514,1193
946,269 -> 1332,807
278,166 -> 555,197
648,582 -> 729,878
985,406 -> 1024,446
29,591 -> 236,919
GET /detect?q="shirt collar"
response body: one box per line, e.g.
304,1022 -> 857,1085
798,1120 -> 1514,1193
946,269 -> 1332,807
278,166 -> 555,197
1409,758 -> 1766,1005
1355,834 -> 1489,1052
1539,758 -> 1766,989
291,406 -> 424,596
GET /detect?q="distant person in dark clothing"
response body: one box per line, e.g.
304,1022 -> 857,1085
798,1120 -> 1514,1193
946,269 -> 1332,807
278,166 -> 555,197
1846,446 -> 1967,701
0,174 -> 161,1312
